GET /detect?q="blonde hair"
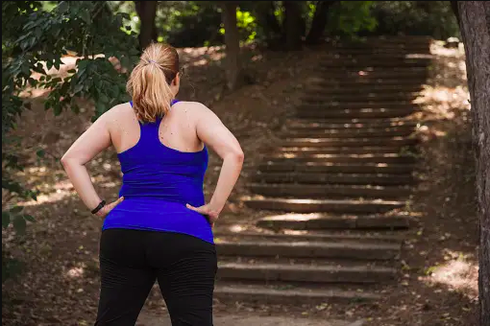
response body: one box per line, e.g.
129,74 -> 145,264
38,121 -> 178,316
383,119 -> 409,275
126,43 -> 179,123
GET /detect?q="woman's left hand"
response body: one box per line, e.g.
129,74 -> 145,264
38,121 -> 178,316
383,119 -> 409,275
186,203 -> 221,227
95,197 -> 125,218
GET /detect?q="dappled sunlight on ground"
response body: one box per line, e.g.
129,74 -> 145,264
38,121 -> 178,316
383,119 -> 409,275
420,253 -> 478,302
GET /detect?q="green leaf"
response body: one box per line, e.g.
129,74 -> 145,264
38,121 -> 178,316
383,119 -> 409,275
57,1 -> 69,13
9,206 -> 23,214
73,83 -> 84,94
2,212 -> 11,229
81,10 -> 91,24
36,149 -> 45,158
67,69 -> 76,74
99,93 -> 109,104
23,214 -> 35,222
120,56 -> 130,69
13,215 -> 26,235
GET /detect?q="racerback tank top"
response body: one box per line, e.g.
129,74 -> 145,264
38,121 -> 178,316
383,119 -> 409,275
102,100 -> 213,243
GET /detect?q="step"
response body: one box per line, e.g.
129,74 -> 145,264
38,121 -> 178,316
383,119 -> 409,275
319,60 -> 431,68
217,262 -> 396,284
214,283 -> 382,304
303,93 -> 420,103
327,48 -> 430,53
216,238 -> 400,260
213,230 -> 405,244
310,79 -> 427,87
282,126 -> 416,138
256,213 -> 410,230
325,49 -> 431,55
297,102 -> 418,110
257,162 -> 415,174
325,43 -> 431,50
296,108 -> 416,119
243,198 -> 405,213
280,137 -> 417,147
286,119 -> 417,130
321,53 -> 433,60
248,184 -> 411,199
276,146 -> 407,155
253,172 -> 414,185
312,69 -> 428,77
264,154 -> 416,164
305,84 -> 424,94
310,77 -> 428,88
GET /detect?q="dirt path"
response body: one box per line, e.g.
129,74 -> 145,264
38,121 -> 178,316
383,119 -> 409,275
136,309 -> 363,326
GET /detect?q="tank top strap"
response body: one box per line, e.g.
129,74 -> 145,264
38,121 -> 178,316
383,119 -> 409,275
129,101 -> 162,144
139,116 -> 163,144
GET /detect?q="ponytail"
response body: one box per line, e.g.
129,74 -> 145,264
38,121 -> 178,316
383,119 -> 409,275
126,43 -> 179,123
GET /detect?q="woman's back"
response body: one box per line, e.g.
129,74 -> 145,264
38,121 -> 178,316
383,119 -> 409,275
110,100 -> 205,155
102,100 -> 213,243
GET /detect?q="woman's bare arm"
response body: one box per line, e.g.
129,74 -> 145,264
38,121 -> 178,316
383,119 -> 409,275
185,103 -> 244,222
61,109 -> 123,217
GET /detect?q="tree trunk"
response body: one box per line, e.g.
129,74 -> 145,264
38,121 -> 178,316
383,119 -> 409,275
221,1 -> 242,90
134,1 -> 158,50
457,2 -> 490,325
305,1 -> 338,45
255,2 -> 282,35
283,1 -> 303,50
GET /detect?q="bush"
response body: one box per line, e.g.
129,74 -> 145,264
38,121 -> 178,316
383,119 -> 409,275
367,1 -> 459,39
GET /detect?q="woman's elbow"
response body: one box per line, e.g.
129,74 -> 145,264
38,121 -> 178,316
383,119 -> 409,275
60,155 -> 70,169
235,149 -> 244,164
60,154 -> 77,169
226,148 -> 244,164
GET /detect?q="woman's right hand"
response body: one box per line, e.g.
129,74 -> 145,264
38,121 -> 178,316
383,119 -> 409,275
96,197 -> 125,219
186,203 -> 221,226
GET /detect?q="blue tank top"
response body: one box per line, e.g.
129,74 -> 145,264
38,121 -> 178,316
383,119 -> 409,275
102,100 -> 213,244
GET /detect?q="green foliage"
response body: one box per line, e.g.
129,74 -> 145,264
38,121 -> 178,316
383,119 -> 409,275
219,7 -> 257,44
326,1 -> 377,38
154,1 -> 223,47
2,1 -> 138,282
368,1 -> 459,39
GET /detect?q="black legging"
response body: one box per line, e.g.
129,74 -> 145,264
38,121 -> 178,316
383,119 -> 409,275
95,229 -> 217,326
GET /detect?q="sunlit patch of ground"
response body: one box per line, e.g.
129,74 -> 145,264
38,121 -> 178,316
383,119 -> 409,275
421,252 -> 478,301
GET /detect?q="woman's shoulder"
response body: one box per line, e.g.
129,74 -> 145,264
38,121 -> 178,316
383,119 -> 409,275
98,102 -> 135,127
174,100 -> 208,110
174,101 -> 217,118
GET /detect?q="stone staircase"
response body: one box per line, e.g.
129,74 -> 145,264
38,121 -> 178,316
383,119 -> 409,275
213,37 -> 431,307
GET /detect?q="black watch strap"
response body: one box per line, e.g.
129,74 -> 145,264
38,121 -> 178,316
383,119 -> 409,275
91,200 -> 106,214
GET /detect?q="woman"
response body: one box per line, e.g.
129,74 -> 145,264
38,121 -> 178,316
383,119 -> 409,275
61,43 -> 244,325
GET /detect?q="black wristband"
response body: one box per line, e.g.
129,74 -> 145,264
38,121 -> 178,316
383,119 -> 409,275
91,200 -> 106,215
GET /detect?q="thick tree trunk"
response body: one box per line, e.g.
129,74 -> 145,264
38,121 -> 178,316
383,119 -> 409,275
457,2 -> 490,325
221,1 -> 242,90
134,1 -> 158,50
283,1 -> 303,50
305,1 -> 338,45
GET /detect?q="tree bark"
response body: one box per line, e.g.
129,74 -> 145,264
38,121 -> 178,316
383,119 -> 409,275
305,1 -> 338,45
134,1 -> 158,50
221,1 -> 242,90
457,2 -> 490,325
283,1 -> 303,50
255,1 -> 282,36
